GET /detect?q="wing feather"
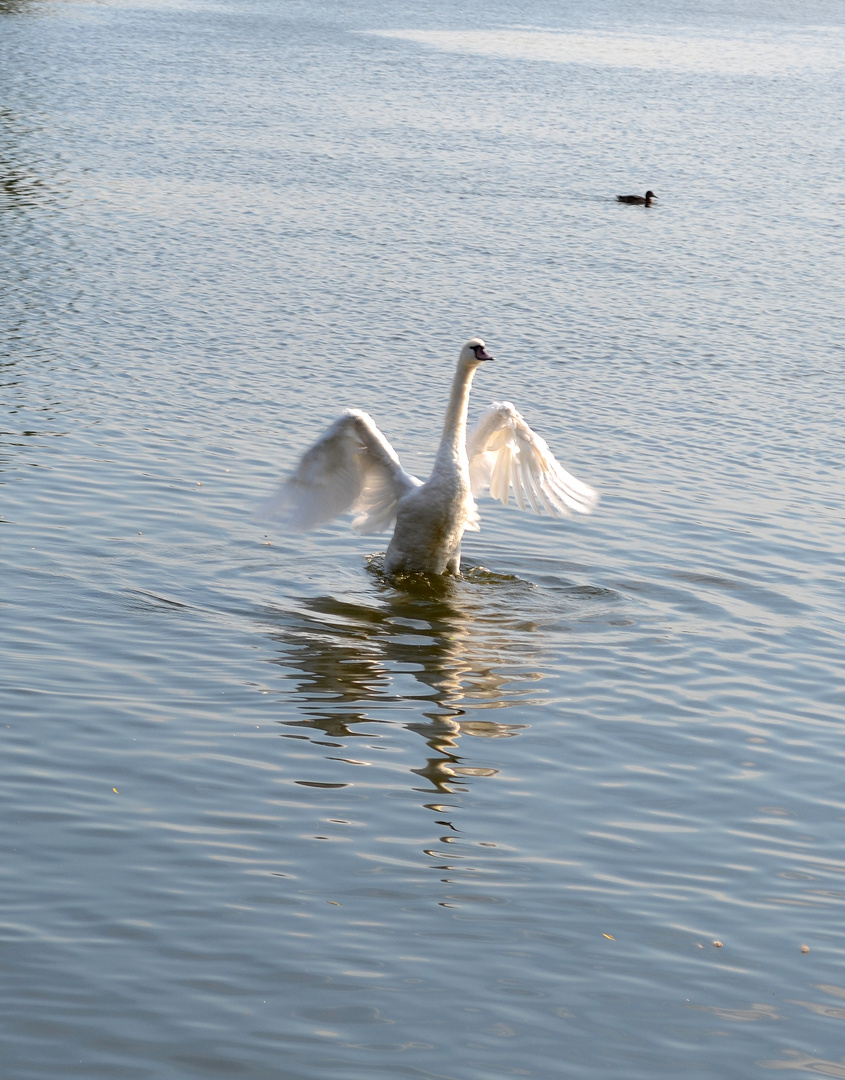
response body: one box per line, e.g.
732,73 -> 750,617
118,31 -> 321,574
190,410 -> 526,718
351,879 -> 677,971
260,410 -> 421,534
468,401 -> 598,517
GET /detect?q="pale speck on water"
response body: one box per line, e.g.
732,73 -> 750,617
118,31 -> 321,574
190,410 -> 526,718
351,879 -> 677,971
2,0 -> 845,1078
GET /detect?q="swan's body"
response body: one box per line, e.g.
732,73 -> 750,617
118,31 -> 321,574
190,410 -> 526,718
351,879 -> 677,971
262,339 -> 597,576
617,190 -> 657,206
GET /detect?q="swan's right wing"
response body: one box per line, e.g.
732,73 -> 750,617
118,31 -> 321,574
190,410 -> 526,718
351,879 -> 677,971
260,410 -> 422,534
468,401 -> 598,517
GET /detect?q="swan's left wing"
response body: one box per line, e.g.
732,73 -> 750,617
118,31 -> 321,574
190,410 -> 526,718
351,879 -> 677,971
468,401 -> 598,516
260,410 -> 422,534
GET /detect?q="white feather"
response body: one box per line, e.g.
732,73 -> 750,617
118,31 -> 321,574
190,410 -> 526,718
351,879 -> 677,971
259,409 -> 420,534
468,401 -> 598,517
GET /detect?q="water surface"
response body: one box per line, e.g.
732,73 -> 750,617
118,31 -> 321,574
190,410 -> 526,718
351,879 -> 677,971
2,0 -> 845,1077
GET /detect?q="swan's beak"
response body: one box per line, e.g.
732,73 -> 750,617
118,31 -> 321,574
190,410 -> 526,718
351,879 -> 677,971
473,345 -> 495,362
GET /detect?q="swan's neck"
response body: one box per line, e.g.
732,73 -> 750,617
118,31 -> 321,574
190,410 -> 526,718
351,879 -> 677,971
434,362 -> 477,473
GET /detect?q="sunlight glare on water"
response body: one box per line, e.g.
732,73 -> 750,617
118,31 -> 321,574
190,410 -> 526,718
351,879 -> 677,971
367,26 -> 845,76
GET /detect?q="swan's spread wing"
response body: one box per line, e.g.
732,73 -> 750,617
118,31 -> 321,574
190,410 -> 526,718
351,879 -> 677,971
468,401 -> 598,517
261,410 -> 421,534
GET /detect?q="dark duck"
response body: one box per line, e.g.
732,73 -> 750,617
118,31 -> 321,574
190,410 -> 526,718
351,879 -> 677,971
617,190 -> 657,206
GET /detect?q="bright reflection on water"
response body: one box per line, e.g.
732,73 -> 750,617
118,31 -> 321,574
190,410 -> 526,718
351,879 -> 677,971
2,0 -> 845,1077
369,27 -> 845,75
269,566 -> 541,795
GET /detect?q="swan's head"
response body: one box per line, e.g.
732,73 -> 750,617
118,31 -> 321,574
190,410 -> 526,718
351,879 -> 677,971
460,338 -> 496,367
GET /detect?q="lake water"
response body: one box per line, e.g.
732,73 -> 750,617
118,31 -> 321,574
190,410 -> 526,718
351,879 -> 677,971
2,0 -> 845,1077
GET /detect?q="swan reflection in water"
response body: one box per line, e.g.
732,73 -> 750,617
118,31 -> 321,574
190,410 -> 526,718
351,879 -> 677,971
265,561 -> 551,794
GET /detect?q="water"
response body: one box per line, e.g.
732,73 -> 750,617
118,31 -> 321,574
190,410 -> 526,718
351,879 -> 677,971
2,0 -> 845,1076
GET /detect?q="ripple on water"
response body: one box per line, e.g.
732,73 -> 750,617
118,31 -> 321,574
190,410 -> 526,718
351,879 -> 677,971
3,1 -> 845,1077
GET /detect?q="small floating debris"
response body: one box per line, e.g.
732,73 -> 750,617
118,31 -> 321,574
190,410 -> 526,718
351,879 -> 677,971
713,940 -> 723,948
801,944 -> 810,954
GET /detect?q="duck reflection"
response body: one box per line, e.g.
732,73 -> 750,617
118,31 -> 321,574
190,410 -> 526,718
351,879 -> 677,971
265,563 -> 547,794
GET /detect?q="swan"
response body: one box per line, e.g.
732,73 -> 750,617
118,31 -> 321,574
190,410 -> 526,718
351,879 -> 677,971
617,190 -> 657,206
262,339 -> 598,576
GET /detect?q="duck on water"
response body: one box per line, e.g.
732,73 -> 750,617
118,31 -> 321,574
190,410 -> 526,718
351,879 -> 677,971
261,339 -> 598,576
617,190 -> 657,205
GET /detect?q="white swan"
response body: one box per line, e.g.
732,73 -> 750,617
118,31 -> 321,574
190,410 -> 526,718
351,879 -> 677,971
262,339 -> 598,575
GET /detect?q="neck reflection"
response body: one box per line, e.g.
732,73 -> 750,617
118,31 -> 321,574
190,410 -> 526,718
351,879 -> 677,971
266,567 -> 548,794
